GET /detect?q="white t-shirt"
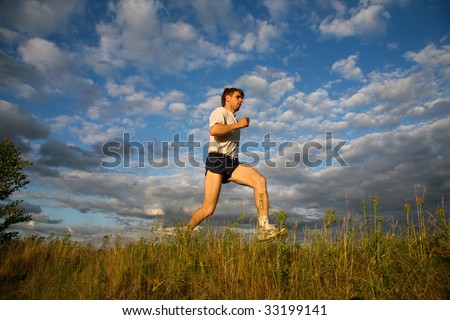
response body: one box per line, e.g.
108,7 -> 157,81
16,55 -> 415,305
208,107 -> 240,159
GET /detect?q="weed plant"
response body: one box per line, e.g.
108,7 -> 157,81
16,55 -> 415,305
0,196 -> 448,299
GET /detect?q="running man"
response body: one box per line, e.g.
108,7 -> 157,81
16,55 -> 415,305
187,87 -> 287,241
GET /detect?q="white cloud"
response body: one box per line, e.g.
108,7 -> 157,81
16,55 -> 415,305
331,54 -> 365,81
405,43 -> 450,68
187,0 -> 236,37
0,0 -> 82,36
49,113 -> 145,145
330,0 -> 348,16
225,52 -> 247,66
306,89 -> 338,114
319,16 -> 354,38
28,170 -> 175,220
198,94 -> 221,111
256,20 -> 280,51
319,4 -> 390,39
103,78 -> 188,117
19,38 -> 72,74
352,5 -> 390,35
229,20 -> 280,53
106,81 -> 135,97
406,98 -> 450,119
255,120 -> 288,132
281,92 -> 313,113
240,33 -> 257,52
236,68 -> 296,106
90,0 -> 282,73
264,116 -> 450,221
237,75 -> 270,95
163,21 -> 197,42
0,26 -> 21,44
344,111 -> 384,129
117,0 -> 161,37
340,92 -> 369,107
262,0 -> 290,20
16,37 -> 96,100
317,119 -> 349,132
362,74 -> 431,104
91,0 -> 209,73
169,102 -> 188,116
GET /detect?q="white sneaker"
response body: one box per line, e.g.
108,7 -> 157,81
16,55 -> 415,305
256,224 -> 288,241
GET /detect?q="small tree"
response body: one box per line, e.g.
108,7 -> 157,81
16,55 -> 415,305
0,138 -> 32,242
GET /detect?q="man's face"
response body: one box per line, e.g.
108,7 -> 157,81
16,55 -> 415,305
227,91 -> 244,112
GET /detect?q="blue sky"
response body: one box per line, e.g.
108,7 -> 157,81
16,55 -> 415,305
1,0 -> 449,243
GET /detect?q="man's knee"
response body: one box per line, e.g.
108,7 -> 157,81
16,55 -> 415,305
255,174 -> 267,190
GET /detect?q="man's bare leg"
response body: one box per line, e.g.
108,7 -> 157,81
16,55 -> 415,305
229,164 -> 287,241
228,164 -> 269,224
188,170 -> 223,230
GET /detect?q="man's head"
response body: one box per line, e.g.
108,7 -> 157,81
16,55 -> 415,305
221,87 -> 244,107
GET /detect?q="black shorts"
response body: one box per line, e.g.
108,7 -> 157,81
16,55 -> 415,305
205,152 -> 240,184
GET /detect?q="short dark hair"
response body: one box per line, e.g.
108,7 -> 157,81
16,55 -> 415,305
221,87 -> 244,107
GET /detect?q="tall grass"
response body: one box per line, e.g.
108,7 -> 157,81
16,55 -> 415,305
0,196 -> 448,300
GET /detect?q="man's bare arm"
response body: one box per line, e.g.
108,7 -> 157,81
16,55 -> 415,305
210,117 -> 249,136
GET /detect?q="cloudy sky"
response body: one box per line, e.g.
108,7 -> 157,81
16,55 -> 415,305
1,0 -> 449,242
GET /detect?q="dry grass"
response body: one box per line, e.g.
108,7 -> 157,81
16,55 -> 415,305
1,197 -> 449,300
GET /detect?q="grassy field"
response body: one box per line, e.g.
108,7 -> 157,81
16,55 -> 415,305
0,197 -> 449,300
